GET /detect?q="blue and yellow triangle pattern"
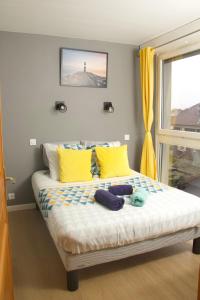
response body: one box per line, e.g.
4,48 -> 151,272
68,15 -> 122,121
38,175 -> 165,218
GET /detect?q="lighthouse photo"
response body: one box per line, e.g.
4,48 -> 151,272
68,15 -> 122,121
60,48 -> 108,87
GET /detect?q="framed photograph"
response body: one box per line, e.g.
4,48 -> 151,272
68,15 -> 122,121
60,48 -> 108,87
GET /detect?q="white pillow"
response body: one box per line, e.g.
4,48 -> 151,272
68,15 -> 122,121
44,143 -> 63,180
43,142 -> 81,181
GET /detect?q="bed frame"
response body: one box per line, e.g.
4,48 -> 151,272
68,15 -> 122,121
36,204 -> 200,291
44,206 -> 200,290
64,229 -> 200,291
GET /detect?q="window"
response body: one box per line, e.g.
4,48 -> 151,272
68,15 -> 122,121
156,45 -> 200,197
162,51 -> 200,132
159,144 -> 200,196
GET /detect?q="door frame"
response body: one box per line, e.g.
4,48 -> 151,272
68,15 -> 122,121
0,100 -> 14,300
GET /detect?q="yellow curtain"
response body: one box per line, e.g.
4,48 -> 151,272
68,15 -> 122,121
139,47 -> 157,180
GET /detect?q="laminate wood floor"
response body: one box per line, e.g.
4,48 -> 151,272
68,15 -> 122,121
8,209 -> 200,300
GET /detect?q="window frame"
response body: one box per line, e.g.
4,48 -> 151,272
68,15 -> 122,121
156,42 -> 200,183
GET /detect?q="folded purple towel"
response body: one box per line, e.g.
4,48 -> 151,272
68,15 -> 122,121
108,185 -> 133,195
94,189 -> 124,211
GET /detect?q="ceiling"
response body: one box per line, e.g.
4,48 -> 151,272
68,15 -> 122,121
0,0 -> 200,45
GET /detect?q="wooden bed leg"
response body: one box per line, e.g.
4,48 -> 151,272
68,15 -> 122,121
193,237 -> 200,254
35,203 -> 39,211
66,270 -> 79,291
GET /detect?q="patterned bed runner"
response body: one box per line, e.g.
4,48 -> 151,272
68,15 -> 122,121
38,175 -> 166,217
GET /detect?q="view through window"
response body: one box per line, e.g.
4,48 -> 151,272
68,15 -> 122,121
160,144 -> 200,197
160,51 -> 200,196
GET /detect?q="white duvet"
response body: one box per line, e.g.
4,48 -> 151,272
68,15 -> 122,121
32,170 -> 200,254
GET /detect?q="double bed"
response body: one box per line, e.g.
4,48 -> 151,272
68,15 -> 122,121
32,168 -> 200,291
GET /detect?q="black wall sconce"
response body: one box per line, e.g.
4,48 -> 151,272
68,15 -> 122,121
104,102 -> 114,113
55,101 -> 67,113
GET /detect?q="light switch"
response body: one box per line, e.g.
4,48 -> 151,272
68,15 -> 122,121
124,134 -> 130,141
8,193 -> 15,200
30,138 -> 37,146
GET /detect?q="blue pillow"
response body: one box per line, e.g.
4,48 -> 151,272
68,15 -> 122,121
86,143 -> 110,176
64,144 -> 84,150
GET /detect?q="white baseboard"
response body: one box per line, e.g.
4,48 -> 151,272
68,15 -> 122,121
7,203 -> 36,212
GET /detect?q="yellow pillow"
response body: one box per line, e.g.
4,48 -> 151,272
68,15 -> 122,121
57,147 -> 92,183
95,145 -> 131,179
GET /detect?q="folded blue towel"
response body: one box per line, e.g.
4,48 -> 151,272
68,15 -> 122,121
129,188 -> 149,207
94,189 -> 124,211
108,184 -> 133,196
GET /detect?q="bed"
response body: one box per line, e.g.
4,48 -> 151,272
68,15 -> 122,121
32,169 -> 200,291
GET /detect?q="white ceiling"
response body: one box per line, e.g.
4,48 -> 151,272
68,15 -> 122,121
0,0 -> 200,45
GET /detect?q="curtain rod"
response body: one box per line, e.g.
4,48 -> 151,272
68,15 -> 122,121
153,28 -> 200,49
139,17 -> 200,51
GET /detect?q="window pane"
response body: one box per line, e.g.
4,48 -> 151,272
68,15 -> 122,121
162,51 -> 200,132
160,143 -> 200,197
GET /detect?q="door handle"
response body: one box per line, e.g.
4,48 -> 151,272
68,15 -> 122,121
5,176 -> 16,184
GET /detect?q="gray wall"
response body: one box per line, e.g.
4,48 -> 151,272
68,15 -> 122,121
0,31 -> 143,205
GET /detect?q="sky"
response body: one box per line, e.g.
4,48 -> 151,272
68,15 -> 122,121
62,49 -> 107,77
171,54 -> 200,110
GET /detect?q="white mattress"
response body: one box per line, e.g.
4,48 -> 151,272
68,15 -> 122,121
32,170 -> 200,254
